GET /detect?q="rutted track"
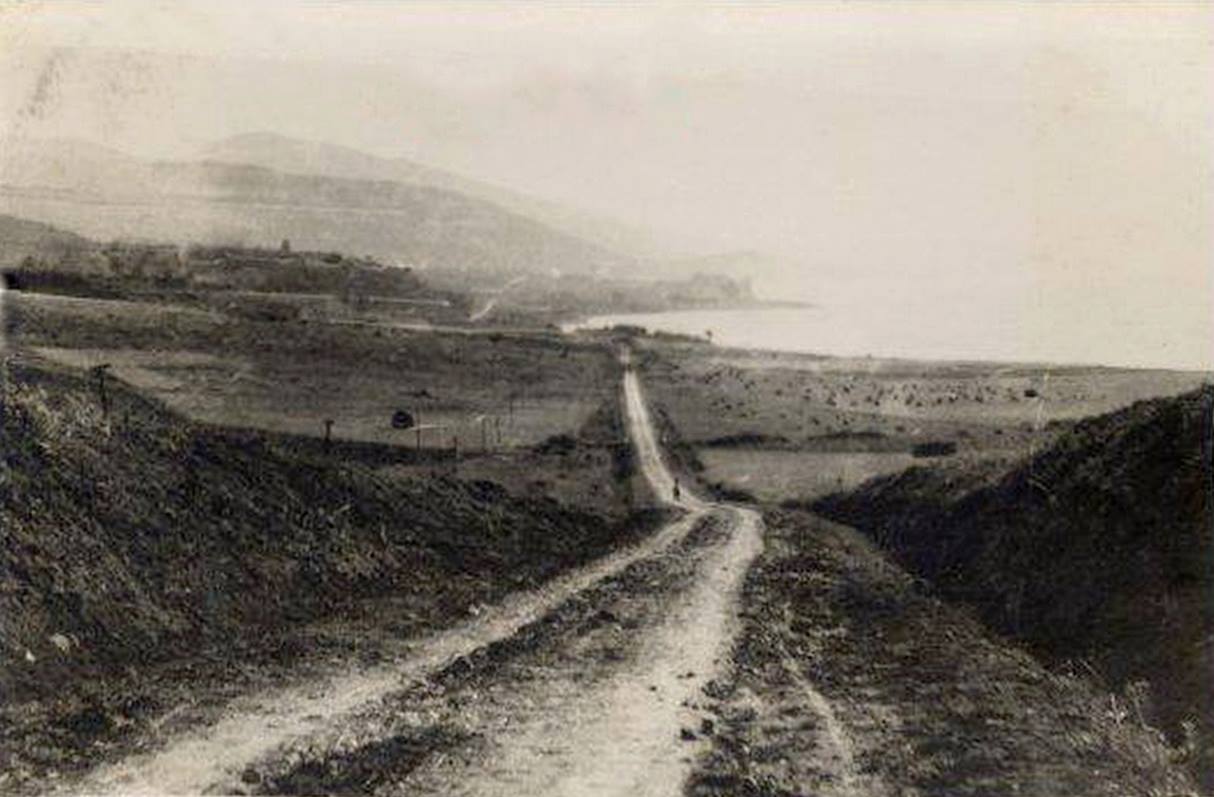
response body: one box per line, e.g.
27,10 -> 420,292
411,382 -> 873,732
63,351 -> 764,796
387,497 -> 763,796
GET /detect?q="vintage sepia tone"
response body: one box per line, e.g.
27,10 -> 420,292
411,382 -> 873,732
1,2 -> 1211,795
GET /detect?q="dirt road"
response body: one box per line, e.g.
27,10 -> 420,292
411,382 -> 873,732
63,351 -> 765,795
46,346 -> 1187,797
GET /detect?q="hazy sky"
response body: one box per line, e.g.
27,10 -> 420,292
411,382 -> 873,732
1,1 -> 1211,368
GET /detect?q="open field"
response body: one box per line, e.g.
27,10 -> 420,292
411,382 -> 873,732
4,290 -> 615,452
697,448 -> 919,502
636,337 -> 1211,505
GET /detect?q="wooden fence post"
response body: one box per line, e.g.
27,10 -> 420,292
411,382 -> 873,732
93,364 -> 112,419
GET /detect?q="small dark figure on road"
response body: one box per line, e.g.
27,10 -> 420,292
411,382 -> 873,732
673,480 -> 681,501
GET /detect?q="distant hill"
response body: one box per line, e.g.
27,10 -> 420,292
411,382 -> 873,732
200,132 -> 692,261
0,138 -> 633,276
0,214 -> 96,267
0,139 -> 145,197
202,132 -> 454,188
816,386 -> 1214,786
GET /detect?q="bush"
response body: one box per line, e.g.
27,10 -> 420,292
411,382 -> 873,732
534,433 -> 577,455
911,441 -> 957,458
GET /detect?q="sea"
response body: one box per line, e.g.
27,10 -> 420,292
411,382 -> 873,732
564,304 -> 1205,371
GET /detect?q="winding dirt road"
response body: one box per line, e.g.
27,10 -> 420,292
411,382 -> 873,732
65,350 -> 766,796
47,347 -> 1183,797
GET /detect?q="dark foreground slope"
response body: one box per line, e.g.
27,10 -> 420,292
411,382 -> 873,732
691,511 -> 1195,797
0,357 -> 647,787
816,385 -> 1214,786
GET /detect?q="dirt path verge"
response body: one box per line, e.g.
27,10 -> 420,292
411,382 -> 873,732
689,509 -> 1196,797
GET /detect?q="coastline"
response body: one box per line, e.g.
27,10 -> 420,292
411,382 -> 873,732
564,305 -> 1214,375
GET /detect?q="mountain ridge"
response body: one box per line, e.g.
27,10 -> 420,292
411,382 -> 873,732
199,131 -> 698,261
0,137 -> 631,275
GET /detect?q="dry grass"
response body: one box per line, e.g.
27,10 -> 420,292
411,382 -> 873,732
698,448 -> 918,503
641,340 -> 1208,441
690,510 -> 1198,797
7,291 -> 615,449
636,338 -> 1209,506
814,386 -> 1214,790
0,355 -> 643,791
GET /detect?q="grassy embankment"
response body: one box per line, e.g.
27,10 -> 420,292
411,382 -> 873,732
690,509 -> 1197,796
815,386 -> 1214,789
0,291 -> 649,788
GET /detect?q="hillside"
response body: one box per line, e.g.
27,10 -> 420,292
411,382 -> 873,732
201,132 -> 693,262
0,355 -> 646,786
0,138 -> 630,275
815,385 -> 1214,786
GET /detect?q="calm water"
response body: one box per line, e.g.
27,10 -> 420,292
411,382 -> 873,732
566,305 -> 1160,368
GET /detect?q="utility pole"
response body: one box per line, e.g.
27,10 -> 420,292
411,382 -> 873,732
0,354 -> 6,429
92,364 -> 112,419
323,418 -> 334,455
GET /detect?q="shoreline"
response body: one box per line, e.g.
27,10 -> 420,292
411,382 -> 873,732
565,305 -> 1214,376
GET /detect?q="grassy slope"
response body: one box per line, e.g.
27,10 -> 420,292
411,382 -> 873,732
0,356 -> 645,784
691,511 -> 1194,797
815,385 -> 1214,785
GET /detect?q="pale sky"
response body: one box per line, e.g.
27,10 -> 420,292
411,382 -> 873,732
1,1 -> 1211,369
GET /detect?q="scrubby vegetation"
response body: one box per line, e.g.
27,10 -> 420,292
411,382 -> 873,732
815,385 -> 1214,787
0,356 -> 645,785
691,510 -> 1197,797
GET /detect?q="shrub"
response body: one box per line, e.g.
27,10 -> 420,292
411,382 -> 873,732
912,441 -> 957,458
